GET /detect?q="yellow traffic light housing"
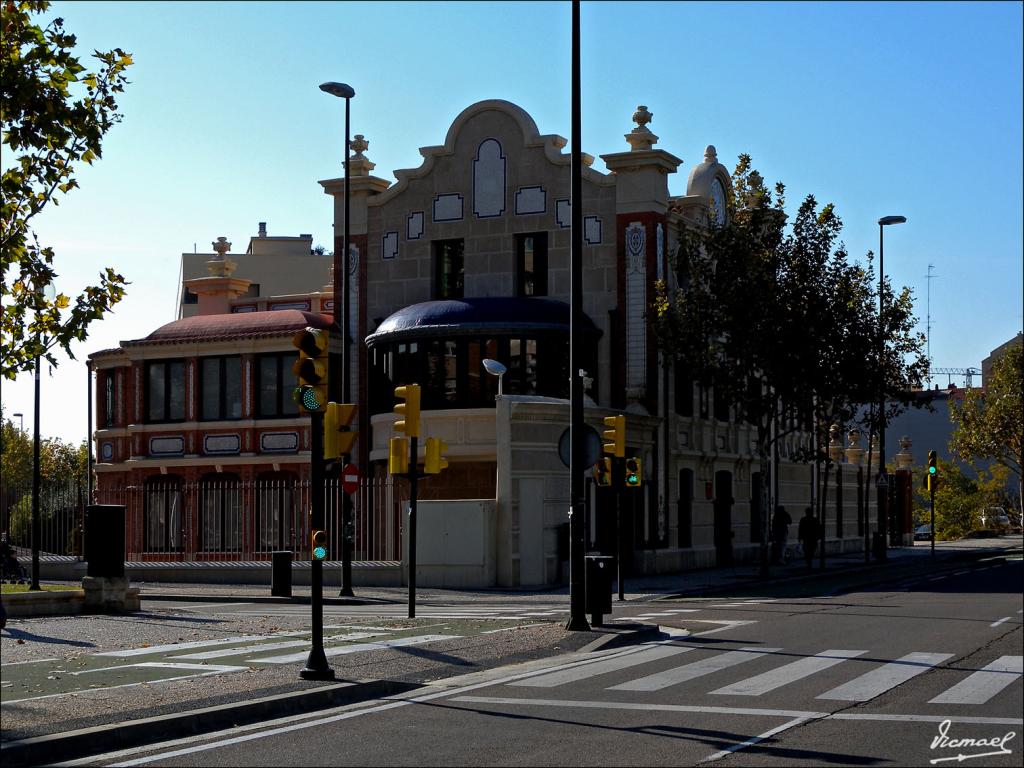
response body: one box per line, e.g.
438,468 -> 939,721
311,529 -> 328,561
594,457 -> 612,487
926,450 -> 938,492
324,402 -> 358,460
291,327 -> 330,412
603,415 -> 625,458
424,437 -> 449,475
625,456 -> 642,487
389,436 -> 409,475
394,384 -> 421,438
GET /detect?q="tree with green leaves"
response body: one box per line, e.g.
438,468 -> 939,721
950,340 -> 1023,523
1,0 -> 132,379
652,154 -> 927,569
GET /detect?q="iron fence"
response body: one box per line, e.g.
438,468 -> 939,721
1,476 -> 87,558
94,475 -> 405,563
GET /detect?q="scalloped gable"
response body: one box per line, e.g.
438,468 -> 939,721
370,99 -> 611,207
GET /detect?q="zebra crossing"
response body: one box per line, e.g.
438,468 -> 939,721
504,640 -> 1023,708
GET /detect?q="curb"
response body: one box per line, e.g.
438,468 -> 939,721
0,678 -> 420,768
138,592 -> 395,606
578,622 -> 663,653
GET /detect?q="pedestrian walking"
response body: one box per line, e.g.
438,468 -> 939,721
797,507 -> 821,569
770,505 -> 792,565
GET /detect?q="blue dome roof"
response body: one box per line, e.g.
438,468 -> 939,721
366,297 -> 600,345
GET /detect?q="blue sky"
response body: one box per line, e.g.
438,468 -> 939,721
3,0 -> 1022,444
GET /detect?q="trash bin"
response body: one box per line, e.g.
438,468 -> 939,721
872,532 -> 887,562
84,504 -> 125,579
271,550 -> 292,597
585,554 -> 615,625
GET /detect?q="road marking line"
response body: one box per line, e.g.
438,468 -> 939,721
609,647 -> 782,692
1,657 -> 59,666
248,634 -> 461,664
94,632 -> 307,657
480,623 -> 548,634
927,576 -> 947,582
817,652 -> 953,701
510,644 -> 694,688
698,716 -> 812,764
990,617 -> 1011,627
711,650 -> 867,696
168,633 -> 379,660
929,656 -> 1023,705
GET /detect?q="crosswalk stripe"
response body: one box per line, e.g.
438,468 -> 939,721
510,644 -> 694,688
710,650 -> 867,696
929,656 -> 1023,705
249,634 -> 462,664
609,647 -> 783,692
168,632 -> 380,660
94,632 -> 307,657
817,652 -> 953,701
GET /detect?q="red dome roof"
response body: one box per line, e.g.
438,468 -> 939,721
124,310 -> 332,346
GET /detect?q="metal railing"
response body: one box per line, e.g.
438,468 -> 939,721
93,475 -> 405,563
1,476 -> 87,558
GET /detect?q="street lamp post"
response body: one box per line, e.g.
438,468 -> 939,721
876,214 -> 906,560
30,282 -> 56,591
12,413 -> 23,433
319,80 -> 356,598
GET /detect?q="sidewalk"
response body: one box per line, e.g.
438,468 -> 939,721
1,535 -> 1019,767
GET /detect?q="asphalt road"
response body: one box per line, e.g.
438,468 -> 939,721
73,554 -> 1023,767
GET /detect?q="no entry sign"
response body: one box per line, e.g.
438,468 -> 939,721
341,463 -> 360,494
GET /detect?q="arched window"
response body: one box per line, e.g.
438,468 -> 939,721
199,473 -> 240,552
144,475 -> 183,553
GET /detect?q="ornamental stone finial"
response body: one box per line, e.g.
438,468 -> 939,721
212,236 -> 231,258
704,145 -> 718,163
350,133 -> 368,158
632,105 -> 653,132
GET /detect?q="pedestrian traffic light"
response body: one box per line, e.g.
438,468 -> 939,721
394,384 -> 421,438
323,402 -> 358,461
389,436 -> 409,475
291,327 -> 329,412
424,437 -> 449,474
603,414 -> 625,458
594,457 -> 612,486
625,456 -> 642,487
926,450 -> 938,492
311,529 -> 328,561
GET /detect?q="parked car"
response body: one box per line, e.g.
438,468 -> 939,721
980,507 -> 1010,533
914,524 -> 933,541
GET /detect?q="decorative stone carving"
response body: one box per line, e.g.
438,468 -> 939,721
626,105 -> 659,151
828,424 -> 845,463
845,428 -> 864,467
207,237 -> 237,277
894,435 -> 914,470
350,133 -> 368,158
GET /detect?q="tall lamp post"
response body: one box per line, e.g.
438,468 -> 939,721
12,413 -> 24,433
30,282 -> 56,591
319,80 -> 356,597
876,214 -> 906,560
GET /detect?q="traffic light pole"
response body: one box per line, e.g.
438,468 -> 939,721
301,410 -> 333,680
615,457 -> 624,602
930,483 -> 935,558
407,436 -> 419,619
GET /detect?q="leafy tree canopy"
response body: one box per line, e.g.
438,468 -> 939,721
1,0 -> 132,379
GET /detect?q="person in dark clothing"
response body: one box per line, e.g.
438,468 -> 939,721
797,507 -> 821,569
770,506 -> 792,565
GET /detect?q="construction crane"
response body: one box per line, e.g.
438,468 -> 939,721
931,367 -> 980,388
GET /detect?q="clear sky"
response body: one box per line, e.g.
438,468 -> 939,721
2,0 -> 1022,445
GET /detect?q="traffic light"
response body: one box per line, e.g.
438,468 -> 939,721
424,437 -> 449,474
594,457 -> 612,487
323,402 -> 358,460
603,414 -> 625,458
291,327 -> 329,412
389,436 -> 409,475
625,456 -> 642,487
311,529 -> 328,561
394,384 -> 421,438
926,450 -> 938,492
